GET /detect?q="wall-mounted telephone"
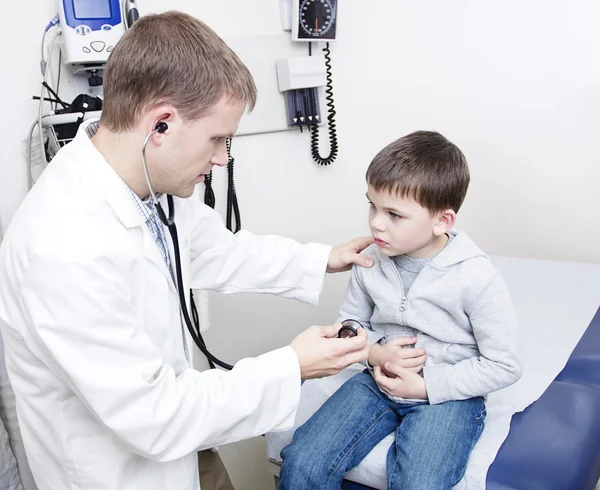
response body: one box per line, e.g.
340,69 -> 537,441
278,0 -> 339,166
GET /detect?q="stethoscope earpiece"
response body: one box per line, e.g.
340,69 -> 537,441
155,121 -> 168,134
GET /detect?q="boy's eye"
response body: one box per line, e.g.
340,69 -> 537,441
389,212 -> 402,219
368,201 -> 375,208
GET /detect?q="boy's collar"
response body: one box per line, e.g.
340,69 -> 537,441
374,229 -> 487,268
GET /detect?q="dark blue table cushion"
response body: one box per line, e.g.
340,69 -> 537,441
487,307 -> 600,490
555,307 -> 600,390
486,381 -> 600,490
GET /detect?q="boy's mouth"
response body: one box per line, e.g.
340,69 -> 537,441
374,238 -> 389,247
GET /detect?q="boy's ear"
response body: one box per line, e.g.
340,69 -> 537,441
433,209 -> 456,236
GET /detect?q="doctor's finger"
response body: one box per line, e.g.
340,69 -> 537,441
342,250 -> 374,269
329,331 -> 368,356
322,323 -> 343,338
337,342 -> 370,367
349,236 -> 375,253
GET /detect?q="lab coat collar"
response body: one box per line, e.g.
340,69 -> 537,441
70,119 -> 144,230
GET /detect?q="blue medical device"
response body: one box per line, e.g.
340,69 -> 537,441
58,0 -> 125,66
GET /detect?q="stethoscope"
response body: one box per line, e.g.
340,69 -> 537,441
141,123 -> 364,370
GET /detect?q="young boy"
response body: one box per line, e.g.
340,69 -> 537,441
278,131 -> 522,490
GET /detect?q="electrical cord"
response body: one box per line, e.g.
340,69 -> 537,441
202,139 -> 240,232
29,25 -> 61,188
197,138 -> 241,368
225,138 -> 241,234
203,171 -> 216,208
26,119 -> 40,189
55,50 -> 62,111
42,82 -> 68,109
309,42 -> 338,166
34,28 -> 61,189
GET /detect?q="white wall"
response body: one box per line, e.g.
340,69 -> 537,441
2,1 -> 600,489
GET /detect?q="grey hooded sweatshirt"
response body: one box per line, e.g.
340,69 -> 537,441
337,229 -> 522,405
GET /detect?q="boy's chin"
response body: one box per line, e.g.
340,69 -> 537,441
378,246 -> 403,257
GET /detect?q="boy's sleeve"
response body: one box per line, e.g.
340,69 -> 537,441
336,265 -> 382,348
423,274 -> 523,405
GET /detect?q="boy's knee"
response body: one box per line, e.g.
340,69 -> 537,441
280,442 -> 326,488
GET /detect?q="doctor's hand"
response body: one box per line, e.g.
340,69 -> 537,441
326,237 -> 374,273
373,363 -> 428,400
290,323 -> 370,380
368,338 -> 427,376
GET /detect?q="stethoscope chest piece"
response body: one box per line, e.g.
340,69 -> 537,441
337,319 -> 364,338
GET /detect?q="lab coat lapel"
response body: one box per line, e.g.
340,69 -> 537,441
70,121 -> 177,289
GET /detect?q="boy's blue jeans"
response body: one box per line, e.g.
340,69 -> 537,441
279,371 -> 485,490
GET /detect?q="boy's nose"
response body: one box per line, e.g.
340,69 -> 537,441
370,215 -> 386,232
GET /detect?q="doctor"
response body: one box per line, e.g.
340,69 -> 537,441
0,11 -> 373,490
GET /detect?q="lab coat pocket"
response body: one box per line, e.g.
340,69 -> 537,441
70,434 -> 133,489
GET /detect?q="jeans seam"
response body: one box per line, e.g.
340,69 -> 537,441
388,431 -> 407,490
325,406 -> 394,488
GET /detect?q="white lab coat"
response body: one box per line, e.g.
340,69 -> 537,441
0,121 -> 331,490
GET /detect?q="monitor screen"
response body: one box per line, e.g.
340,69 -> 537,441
73,0 -> 112,19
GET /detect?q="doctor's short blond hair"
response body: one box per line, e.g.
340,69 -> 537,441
101,11 -> 257,131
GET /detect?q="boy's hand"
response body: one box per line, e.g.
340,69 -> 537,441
373,363 -> 428,400
326,237 -> 374,273
368,337 -> 426,375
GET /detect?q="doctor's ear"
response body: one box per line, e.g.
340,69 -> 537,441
433,209 -> 456,236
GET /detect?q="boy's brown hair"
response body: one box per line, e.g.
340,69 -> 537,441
366,131 -> 470,214
101,11 -> 257,131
